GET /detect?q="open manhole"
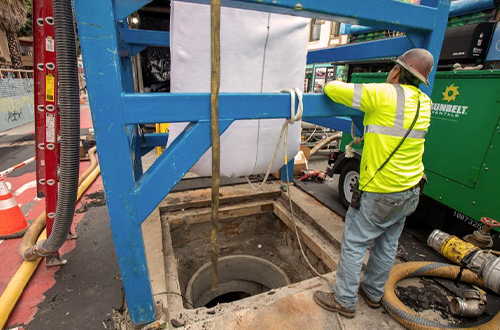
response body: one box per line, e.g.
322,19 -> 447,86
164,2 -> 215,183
160,184 -> 337,311
186,255 -> 290,308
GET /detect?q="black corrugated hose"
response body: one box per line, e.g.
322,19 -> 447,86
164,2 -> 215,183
24,0 -> 80,260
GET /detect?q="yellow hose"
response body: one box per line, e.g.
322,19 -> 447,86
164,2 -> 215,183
309,133 -> 342,156
0,232 -> 46,328
79,146 -> 97,185
383,261 -> 500,329
19,147 -> 98,258
0,164 -> 101,328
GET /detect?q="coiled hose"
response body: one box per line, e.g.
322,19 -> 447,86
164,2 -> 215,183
382,261 -> 500,329
23,0 -> 81,260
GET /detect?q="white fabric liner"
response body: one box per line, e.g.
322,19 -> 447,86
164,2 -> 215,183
168,2 -> 309,177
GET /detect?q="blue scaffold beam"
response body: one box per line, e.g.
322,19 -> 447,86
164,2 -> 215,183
121,93 -> 364,125
175,0 -> 438,33
117,25 -> 170,56
307,36 -> 418,64
419,0 -> 451,94
138,133 -> 170,156
118,26 -> 170,47
306,0 -> 451,96
349,0 -> 496,34
140,133 -> 169,148
114,0 -> 153,20
134,121 -> 233,221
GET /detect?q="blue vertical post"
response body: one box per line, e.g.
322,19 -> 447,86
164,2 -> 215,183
280,159 -> 295,183
74,0 -> 155,324
121,56 -> 144,180
420,0 -> 451,95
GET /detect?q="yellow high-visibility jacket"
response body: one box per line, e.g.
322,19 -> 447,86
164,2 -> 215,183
324,81 -> 432,193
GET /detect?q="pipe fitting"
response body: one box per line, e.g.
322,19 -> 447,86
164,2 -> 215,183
23,241 -> 55,261
427,229 -> 450,251
483,257 -> 500,294
467,250 -> 494,274
427,229 -> 479,264
428,230 -> 500,295
450,290 -> 487,318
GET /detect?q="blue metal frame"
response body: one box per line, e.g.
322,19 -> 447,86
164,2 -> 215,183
349,0 -> 497,35
307,36 -> 416,65
73,0 -> 450,325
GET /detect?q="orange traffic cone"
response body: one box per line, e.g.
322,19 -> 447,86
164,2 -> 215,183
0,176 -> 28,239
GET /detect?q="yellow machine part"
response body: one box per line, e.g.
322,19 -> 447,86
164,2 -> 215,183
156,123 -> 169,156
440,235 -> 480,265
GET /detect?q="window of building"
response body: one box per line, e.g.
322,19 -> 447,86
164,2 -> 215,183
328,22 -> 344,47
330,22 -> 340,37
20,44 -> 33,57
310,19 -> 322,42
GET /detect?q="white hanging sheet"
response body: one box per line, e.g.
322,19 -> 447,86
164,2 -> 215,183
168,2 -> 309,177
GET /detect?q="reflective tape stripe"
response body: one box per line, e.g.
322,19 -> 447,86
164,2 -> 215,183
366,124 -> 426,139
0,194 -> 11,201
352,84 -> 362,109
393,84 -> 406,129
0,198 -> 17,210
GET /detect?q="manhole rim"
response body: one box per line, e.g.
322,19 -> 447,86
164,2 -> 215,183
186,254 -> 291,308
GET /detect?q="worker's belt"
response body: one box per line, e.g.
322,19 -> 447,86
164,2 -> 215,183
405,174 -> 426,195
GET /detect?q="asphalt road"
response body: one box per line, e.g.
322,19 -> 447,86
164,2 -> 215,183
25,205 -> 122,330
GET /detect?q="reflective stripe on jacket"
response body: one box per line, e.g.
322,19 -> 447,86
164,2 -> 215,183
324,81 -> 432,193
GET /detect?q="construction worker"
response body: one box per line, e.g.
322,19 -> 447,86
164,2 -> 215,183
314,48 -> 434,317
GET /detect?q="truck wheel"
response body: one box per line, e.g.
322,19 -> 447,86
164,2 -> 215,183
338,160 -> 360,209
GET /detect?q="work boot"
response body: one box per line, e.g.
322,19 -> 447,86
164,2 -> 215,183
313,291 -> 355,318
358,284 -> 381,309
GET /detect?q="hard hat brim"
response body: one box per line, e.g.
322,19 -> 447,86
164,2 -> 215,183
394,58 -> 430,86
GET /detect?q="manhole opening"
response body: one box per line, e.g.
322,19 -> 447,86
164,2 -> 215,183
163,199 -> 332,309
205,292 -> 251,308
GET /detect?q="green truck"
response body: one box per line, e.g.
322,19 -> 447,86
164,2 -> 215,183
329,70 -> 500,231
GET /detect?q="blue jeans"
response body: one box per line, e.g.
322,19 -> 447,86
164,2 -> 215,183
333,186 -> 420,310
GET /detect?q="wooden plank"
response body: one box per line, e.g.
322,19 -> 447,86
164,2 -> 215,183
160,190 -> 280,212
281,188 -> 345,249
168,201 -> 274,229
273,202 -> 339,271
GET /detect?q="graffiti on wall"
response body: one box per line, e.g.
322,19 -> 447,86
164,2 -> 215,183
0,78 -> 34,133
6,109 -> 24,122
